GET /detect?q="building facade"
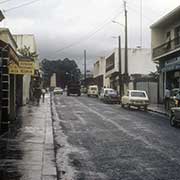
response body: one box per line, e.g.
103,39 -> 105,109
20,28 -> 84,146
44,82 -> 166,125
151,6 -> 180,103
105,48 -> 156,94
13,34 -> 39,104
93,57 -> 106,90
0,28 -> 19,131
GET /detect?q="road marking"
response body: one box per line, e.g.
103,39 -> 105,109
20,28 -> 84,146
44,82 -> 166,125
73,111 -> 87,125
73,97 -> 180,166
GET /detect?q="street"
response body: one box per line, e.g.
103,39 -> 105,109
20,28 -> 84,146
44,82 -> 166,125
52,94 -> 180,180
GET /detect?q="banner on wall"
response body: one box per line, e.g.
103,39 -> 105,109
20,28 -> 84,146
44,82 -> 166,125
9,60 -> 35,75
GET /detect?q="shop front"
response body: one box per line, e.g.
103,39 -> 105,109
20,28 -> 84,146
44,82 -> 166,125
159,55 -> 180,104
161,57 -> 180,90
0,40 -> 19,132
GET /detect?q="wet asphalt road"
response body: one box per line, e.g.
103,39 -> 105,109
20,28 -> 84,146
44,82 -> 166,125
53,94 -> 180,180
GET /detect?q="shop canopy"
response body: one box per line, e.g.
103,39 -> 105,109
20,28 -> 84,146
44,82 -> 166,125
0,39 -> 19,65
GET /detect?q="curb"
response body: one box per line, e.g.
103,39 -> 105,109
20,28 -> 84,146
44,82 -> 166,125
50,93 -> 59,180
42,94 -> 58,180
148,108 -> 169,116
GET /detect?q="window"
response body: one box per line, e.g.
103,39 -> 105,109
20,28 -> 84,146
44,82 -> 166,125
131,91 -> 146,97
175,26 -> 180,46
166,31 -> 171,49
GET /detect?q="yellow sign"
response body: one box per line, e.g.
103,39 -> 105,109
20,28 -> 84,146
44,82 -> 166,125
9,61 -> 35,75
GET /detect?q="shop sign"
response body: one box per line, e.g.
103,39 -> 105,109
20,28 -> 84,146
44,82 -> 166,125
162,63 -> 180,72
9,61 -> 35,75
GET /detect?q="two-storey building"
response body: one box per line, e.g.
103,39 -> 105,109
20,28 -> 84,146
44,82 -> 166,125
151,6 -> 180,103
93,57 -> 107,90
105,48 -> 156,93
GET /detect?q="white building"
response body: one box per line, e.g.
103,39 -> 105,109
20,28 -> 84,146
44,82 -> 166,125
151,6 -> 180,103
93,57 -> 108,89
104,48 -> 156,92
13,34 -> 38,105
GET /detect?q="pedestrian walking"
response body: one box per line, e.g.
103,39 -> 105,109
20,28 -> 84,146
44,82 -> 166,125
34,87 -> 42,105
42,88 -> 46,103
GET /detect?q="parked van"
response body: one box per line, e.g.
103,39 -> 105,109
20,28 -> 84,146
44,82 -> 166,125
87,85 -> 98,97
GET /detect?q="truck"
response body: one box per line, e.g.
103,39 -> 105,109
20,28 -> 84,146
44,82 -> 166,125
67,81 -> 81,96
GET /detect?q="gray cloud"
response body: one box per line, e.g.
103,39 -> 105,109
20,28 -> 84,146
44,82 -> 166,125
1,0 -> 179,71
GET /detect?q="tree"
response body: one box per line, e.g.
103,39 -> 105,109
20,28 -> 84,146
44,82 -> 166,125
41,58 -> 81,88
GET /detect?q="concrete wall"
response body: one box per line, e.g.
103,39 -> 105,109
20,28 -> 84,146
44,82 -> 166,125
93,57 -> 106,77
136,81 -> 158,104
23,75 -> 31,105
93,57 -> 106,87
106,48 -> 156,76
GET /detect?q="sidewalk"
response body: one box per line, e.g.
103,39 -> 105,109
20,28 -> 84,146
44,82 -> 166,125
0,94 -> 57,180
148,104 -> 169,116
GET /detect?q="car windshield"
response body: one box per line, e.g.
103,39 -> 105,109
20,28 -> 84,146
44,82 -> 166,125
171,89 -> 180,96
131,91 -> 146,97
54,87 -> 61,90
105,89 -> 117,95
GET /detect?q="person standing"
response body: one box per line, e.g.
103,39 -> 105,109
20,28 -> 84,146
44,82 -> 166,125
164,88 -> 170,110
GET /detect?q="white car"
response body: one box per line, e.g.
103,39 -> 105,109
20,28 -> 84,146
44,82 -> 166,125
99,88 -> 120,103
121,90 -> 149,110
53,87 -> 63,95
87,85 -> 98,97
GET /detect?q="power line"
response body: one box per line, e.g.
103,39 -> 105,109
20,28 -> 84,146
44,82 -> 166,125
3,0 -> 41,12
0,0 -> 13,4
54,8 -> 124,54
127,4 -> 154,22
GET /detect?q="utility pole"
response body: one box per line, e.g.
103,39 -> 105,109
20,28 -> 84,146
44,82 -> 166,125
118,36 -> 122,97
124,1 -> 128,80
140,0 -> 142,47
84,50 -> 86,88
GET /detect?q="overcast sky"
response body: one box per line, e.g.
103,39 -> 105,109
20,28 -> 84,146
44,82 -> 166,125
1,0 -> 180,70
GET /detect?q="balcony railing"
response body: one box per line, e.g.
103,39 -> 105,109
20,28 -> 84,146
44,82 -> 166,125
153,36 -> 180,59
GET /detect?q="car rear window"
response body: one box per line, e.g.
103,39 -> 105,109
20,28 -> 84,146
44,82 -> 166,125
105,89 -> 117,95
131,92 -> 146,97
90,87 -> 97,90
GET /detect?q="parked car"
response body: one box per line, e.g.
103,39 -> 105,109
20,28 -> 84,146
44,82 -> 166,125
87,85 -> 98,97
121,90 -> 149,110
53,87 -> 63,95
170,107 -> 180,127
99,88 -> 120,104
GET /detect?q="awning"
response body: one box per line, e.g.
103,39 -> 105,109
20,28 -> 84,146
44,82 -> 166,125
0,40 -> 19,65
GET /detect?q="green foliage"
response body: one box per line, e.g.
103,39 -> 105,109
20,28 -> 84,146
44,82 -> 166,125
41,58 -> 81,88
18,45 -> 38,60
